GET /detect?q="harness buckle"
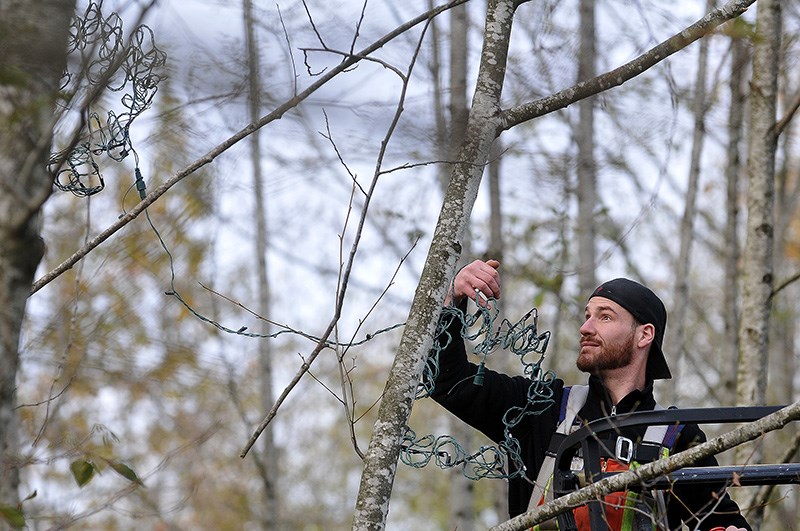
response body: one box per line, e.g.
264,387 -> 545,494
615,436 -> 634,464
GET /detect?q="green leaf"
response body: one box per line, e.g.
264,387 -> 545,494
109,461 -> 144,486
0,505 -> 25,528
533,291 -> 545,308
70,459 -> 96,488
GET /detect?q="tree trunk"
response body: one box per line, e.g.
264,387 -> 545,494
752,45 -> 798,526
0,0 -> 75,507
449,1 -> 470,159
669,0 -> 714,402
352,0 -> 516,528
487,140 -> 504,263
428,0 -> 450,192
735,0 -> 781,473
735,0 -> 780,406
723,30 -> 748,402
243,0 -> 279,527
575,0 -> 597,296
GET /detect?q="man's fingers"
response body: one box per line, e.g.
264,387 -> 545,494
448,259 -> 502,305
469,260 -> 501,300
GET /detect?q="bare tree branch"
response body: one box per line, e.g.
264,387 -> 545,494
499,0 -> 757,131
775,91 -> 800,138
492,401 -> 800,531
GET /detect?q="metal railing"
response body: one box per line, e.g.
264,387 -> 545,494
551,406 -> 800,530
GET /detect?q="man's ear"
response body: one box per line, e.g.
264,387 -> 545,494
638,323 -> 655,350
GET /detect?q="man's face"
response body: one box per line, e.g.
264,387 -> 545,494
577,297 -> 637,374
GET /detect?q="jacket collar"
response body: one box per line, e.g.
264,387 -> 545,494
587,375 -> 656,416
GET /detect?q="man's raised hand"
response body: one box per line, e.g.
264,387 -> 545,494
445,259 -> 501,306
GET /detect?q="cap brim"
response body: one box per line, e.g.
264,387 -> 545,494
647,343 -> 672,380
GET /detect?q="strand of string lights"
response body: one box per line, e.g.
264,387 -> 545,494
141,192 -> 404,348
49,1 -> 166,197
403,290 -> 555,481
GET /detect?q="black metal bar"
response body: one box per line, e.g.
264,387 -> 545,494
555,406 -> 785,484
589,463 -> 800,489
549,405 -> 793,531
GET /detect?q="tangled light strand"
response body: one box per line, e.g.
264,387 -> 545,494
403,289 -> 556,481
49,1 -> 166,197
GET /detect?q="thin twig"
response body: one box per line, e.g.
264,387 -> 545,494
775,91 -> 800,138
746,430 -> 800,517
241,10 -> 435,459
770,270 -> 800,300
276,3 -> 298,96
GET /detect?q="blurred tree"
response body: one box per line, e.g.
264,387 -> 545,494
0,0 -> 76,522
242,0 -> 280,527
722,19 -> 749,401
669,0 -> 714,402
575,0 -> 598,296
735,0 -> 781,445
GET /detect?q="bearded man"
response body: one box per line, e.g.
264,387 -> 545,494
430,259 -> 749,531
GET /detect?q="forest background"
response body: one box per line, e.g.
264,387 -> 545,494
3,0 -> 800,529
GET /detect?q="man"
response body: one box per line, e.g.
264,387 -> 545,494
430,259 -> 749,530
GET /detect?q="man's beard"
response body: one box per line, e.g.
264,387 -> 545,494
576,329 -> 636,373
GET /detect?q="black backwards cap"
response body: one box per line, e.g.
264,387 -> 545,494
589,278 -> 672,380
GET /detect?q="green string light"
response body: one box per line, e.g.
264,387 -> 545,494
50,2 -> 167,197
406,288 -> 556,481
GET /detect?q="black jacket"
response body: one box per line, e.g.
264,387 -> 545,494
429,309 -> 750,530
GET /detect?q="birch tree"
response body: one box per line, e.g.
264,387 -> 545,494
575,0 -> 598,296
0,0 -> 76,514
740,3 -> 791,525
735,0 -> 781,416
670,0 -> 714,401
243,0 -> 280,527
722,22 -> 749,400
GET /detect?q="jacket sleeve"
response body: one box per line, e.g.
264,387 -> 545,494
426,302 -> 555,445
667,423 -> 752,531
